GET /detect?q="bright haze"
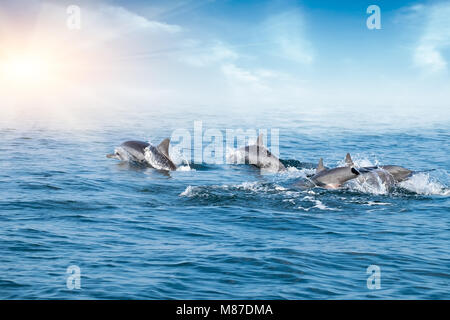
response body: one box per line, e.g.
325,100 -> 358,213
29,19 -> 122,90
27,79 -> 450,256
1,0 -> 449,126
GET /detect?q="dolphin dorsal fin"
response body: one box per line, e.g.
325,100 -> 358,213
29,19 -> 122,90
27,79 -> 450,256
345,153 -> 354,166
317,158 -> 325,173
256,133 -> 264,146
157,138 -> 171,159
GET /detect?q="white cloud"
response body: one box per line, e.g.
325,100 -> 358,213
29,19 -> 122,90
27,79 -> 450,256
412,2 -> 450,73
219,63 -> 308,107
220,63 -> 270,98
221,64 -> 290,86
178,40 -> 238,67
97,5 -> 182,34
79,5 -> 182,44
221,64 -> 260,83
414,45 -> 447,72
264,9 -> 314,65
25,2 -> 183,52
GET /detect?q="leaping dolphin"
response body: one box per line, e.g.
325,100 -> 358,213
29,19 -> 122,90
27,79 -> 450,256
296,153 -> 360,189
309,153 -> 361,188
107,139 -> 177,171
236,134 -> 286,172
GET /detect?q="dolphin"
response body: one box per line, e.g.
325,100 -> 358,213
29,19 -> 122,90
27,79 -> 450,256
378,165 -> 412,182
352,164 -> 412,189
107,138 -> 177,171
356,165 -> 412,183
236,134 -> 286,172
107,140 -> 149,163
296,153 -> 413,190
352,167 -> 397,190
297,153 -> 361,189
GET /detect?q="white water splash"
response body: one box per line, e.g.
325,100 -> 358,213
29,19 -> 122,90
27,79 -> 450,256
299,195 -> 340,211
279,166 -> 313,180
178,181 -> 340,211
143,146 -> 166,170
366,201 -> 391,206
399,172 -> 449,196
169,144 -> 191,167
346,173 -> 391,195
143,141 -> 193,171
337,155 -> 379,168
336,155 -> 449,196
176,165 -> 195,171
225,147 -> 246,165
234,181 -> 279,193
180,185 -> 196,197
179,181 -> 288,198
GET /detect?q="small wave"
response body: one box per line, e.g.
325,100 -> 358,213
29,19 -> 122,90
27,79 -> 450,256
179,185 -> 196,197
280,159 -> 317,170
179,181 -> 287,198
231,181 -> 291,193
365,201 -> 392,206
312,199 -> 334,210
229,181 -> 278,193
296,195 -> 339,211
178,182 -> 342,212
281,166 -> 314,178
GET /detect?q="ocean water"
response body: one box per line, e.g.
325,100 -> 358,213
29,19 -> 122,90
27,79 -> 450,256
0,106 -> 449,299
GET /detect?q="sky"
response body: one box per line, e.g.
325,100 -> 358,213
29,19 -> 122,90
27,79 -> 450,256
0,0 -> 449,123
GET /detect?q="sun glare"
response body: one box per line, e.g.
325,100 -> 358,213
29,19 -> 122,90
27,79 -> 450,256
1,53 -> 55,85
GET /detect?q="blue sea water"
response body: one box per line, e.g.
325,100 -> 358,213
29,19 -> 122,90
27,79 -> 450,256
0,106 -> 449,299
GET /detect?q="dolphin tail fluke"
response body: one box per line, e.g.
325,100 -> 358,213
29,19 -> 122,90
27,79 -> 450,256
317,158 -> 326,173
157,138 -> 172,159
345,153 -> 354,166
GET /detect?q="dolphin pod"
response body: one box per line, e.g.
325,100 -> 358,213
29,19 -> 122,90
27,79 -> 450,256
108,134 -> 285,172
107,135 -> 413,189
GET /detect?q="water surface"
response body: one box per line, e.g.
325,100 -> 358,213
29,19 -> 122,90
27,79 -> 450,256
0,107 -> 448,299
